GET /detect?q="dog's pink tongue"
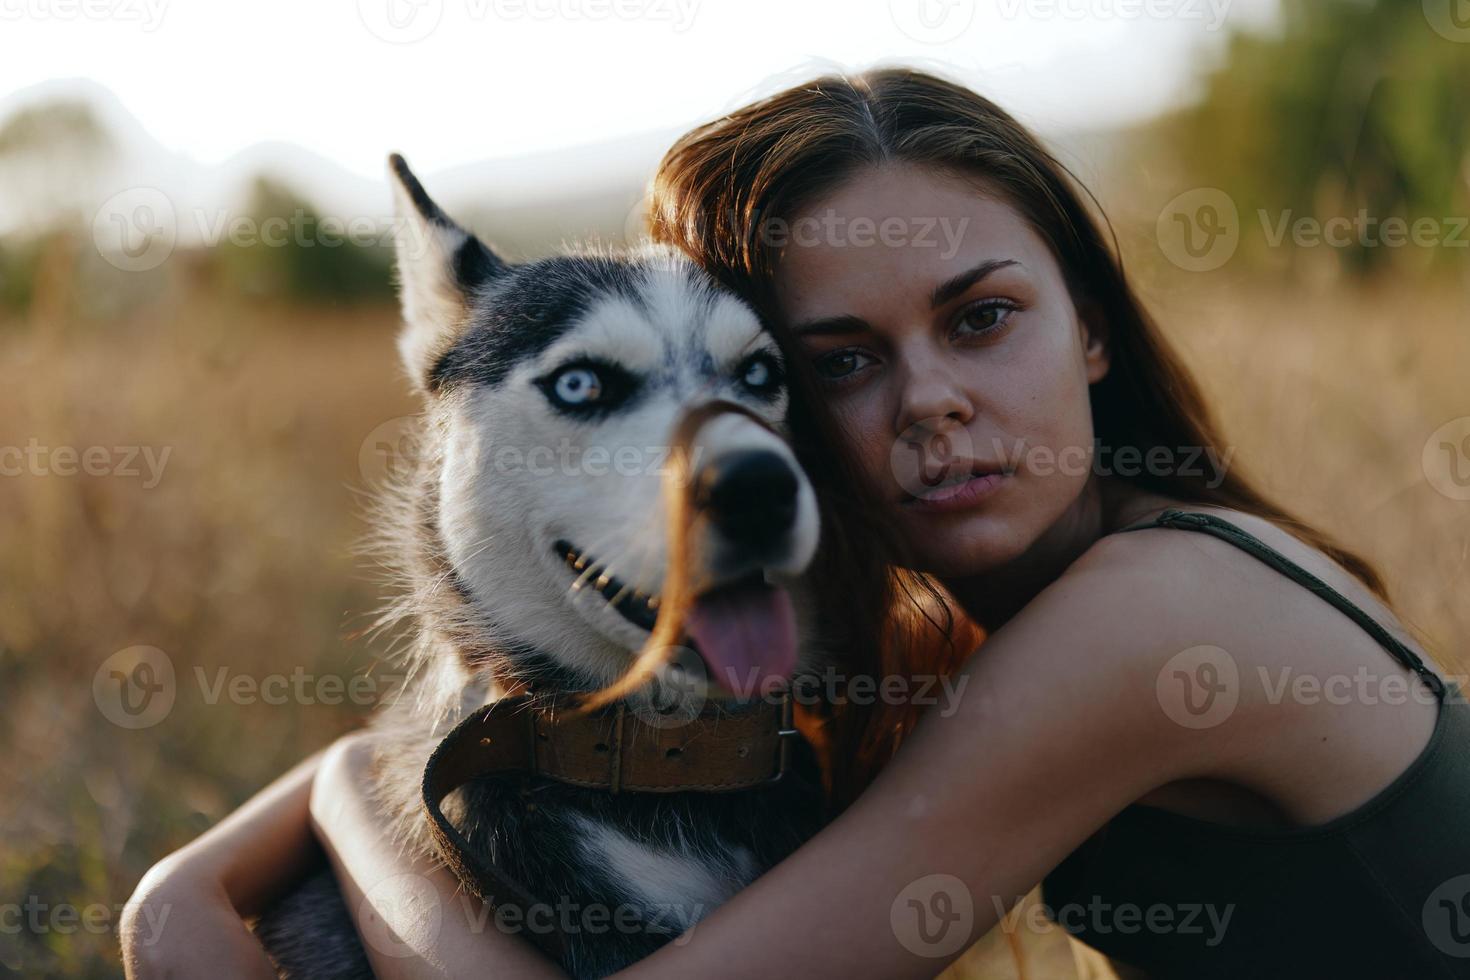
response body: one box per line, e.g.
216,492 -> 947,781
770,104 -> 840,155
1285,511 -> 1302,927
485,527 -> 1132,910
684,582 -> 797,694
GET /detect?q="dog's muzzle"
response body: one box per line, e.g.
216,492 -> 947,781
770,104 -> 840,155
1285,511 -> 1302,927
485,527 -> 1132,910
693,448 -> 800,554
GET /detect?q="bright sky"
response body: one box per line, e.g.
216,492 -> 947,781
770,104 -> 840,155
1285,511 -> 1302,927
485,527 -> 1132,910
0,0 -> 1280,177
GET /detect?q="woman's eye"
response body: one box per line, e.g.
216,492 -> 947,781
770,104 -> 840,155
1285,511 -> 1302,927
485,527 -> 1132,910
551,366 -> 602,406
813,348 -> 874,382
955,300 -> 1018,337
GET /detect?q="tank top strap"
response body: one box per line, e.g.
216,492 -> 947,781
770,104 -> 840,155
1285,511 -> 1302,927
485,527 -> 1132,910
1114,508 -> 1447,701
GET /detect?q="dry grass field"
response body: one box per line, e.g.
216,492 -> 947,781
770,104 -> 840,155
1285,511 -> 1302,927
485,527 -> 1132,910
1,236 -> 1465,977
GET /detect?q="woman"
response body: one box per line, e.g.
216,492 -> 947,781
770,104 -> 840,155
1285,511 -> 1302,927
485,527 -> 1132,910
123,68 -> 1466,978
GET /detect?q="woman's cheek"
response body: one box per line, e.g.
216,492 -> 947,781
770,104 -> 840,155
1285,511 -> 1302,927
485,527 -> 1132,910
833,396 -> 895,494
1025,382 -> 1097,490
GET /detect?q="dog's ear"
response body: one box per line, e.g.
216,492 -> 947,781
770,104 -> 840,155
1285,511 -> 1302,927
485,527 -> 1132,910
387,153 -> 506,394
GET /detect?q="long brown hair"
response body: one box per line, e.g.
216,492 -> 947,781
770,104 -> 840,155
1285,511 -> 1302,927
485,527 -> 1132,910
647,67 -> 1387,807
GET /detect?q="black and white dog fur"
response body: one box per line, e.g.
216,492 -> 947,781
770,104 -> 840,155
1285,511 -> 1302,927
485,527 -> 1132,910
251,156 -> 827,978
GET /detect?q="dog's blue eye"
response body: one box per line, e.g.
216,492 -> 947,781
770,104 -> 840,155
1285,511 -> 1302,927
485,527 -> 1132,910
552,367 -> 602,406
738,354 -> 782,396
537,360 -> 638,417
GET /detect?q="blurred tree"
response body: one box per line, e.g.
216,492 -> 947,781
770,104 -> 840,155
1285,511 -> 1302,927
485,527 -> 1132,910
210,176 -> 394,305
0,101 -> 116,234
0,237 -> 42,316
1163,0 -> 1470,275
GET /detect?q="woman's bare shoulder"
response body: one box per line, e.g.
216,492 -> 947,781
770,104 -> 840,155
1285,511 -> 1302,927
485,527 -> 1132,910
1073,502 -> 1418,648
1044,503 -> 1441,812
991,502 -> 1381,738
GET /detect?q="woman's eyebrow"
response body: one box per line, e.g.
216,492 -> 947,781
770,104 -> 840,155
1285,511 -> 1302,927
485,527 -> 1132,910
929,258 -> 1019,308
791,313 -> 871,337
793,259 -> 1022,335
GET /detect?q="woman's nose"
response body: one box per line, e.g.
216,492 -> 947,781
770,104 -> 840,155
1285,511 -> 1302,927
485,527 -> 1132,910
894,346 -> 976,436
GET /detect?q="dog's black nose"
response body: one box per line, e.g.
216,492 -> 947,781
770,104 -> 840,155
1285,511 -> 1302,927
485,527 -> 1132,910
695,449 -> 799,548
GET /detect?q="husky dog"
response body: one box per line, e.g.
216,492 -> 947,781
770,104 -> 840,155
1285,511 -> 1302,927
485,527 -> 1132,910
251,156 -> 827,979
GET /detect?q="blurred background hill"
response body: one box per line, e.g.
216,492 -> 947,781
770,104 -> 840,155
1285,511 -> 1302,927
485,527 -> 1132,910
1,0 -> 1467,977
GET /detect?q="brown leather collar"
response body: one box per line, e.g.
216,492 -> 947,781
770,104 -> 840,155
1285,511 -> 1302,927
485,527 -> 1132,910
420,693 -> 797,961
425,693 -> 795,795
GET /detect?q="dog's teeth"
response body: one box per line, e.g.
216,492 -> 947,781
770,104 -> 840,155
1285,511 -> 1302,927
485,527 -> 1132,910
556,540 -> 663,631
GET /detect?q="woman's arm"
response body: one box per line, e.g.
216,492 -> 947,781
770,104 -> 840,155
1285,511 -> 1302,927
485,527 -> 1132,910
609,543 -> 1206,978
318,537 -> 1244,978
120,749 -> 325,979
307,733 -> 563,980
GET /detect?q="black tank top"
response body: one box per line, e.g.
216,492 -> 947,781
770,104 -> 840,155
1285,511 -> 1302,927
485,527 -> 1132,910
1041,509 -> 1470,979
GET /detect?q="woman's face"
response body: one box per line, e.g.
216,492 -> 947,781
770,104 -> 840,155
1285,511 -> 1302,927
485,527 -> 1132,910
772,163 -> 1110,577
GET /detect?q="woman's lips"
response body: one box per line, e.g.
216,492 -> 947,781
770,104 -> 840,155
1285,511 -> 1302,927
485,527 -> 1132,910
901,470 -> 1010,513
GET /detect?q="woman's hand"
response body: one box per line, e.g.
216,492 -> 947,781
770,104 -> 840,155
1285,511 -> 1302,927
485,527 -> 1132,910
121,750 -> 323,979
119,729 -> 560,980
307,732 -> 566,980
